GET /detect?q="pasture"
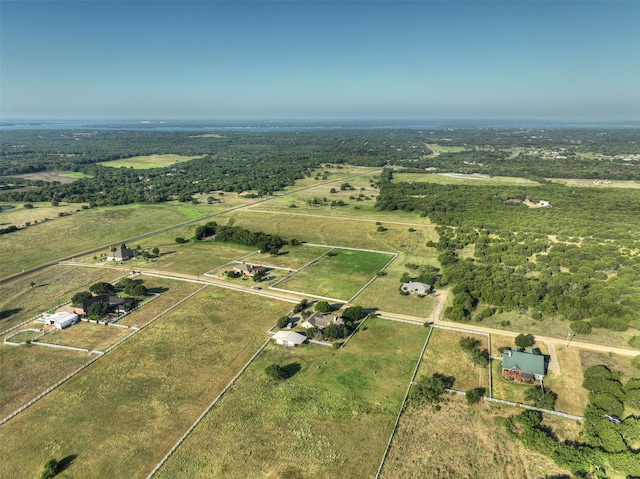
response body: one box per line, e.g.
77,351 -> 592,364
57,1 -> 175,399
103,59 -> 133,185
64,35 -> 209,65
275,248 -> 394,301
154,317 -> 429,479
0,203 -> 211,279
0,266 -> 121,334
0,286 -> 291,479
394,172 -> 541,186
381,397 -> 571,478
39,321 -> 131,351
99,154 -> 205,169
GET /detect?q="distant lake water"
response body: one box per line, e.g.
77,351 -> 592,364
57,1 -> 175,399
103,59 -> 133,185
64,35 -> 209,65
1,119 -> 638,132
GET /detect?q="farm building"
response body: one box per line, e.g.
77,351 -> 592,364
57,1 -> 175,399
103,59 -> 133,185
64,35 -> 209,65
300,312 -> 344,330
272,330 -> 307,347
233,263 -> 268,278
40,311 -> 79,329
107,244 -> 137,261
401,281 -> 432,295
501,348 -> 546,382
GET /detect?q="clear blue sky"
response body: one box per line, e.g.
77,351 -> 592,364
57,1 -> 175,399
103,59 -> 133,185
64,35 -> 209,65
2,1 -> 639,121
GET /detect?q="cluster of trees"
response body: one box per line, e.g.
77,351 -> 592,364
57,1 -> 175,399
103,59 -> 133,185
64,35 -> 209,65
118,277 -> 148,297
193,221 -> 289,254
408,373 -> 454,405
71,279 -> 146,305
505,365 -> 640,477
459,337 -> 488,367
430,225 -> 639,332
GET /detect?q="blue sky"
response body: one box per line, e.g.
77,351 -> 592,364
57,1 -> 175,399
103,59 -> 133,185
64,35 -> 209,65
1,1 -> 639,120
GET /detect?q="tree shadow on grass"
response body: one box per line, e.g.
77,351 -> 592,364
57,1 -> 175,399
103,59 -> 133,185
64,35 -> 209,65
281,362 -> 302,379
0,308 -> 22,321
57,454 -> 78,473
146,287 -> 169,294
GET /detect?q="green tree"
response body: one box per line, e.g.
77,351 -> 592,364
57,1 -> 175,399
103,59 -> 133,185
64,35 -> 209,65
524,386 -> 557,410
314,301 -> 331,313
175,237 -> 186,244
152,247 -> 160,256
71,291 -> 92,305
276,316 -> 289,329
40,458 -> 58,479
265,364 -> 286,381
466,387 -> 485,405
408,374 -> 453,405
89,282 -> 115,295
341,305 -> 366,322
515,333 -> 535,349
87,301 -> 109,319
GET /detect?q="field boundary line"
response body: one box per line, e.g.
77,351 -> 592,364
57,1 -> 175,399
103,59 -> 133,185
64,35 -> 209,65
375,324 -> 434,479
347,253 -> 398,303
0,285 -> 209,427
146,338 -> 272,479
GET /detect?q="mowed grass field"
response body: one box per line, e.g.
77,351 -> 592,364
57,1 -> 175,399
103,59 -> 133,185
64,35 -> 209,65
155,317 -> 429,479
276,248 -> 394,301
0,286 -> 292,479
0,266 -> 121,334
394,172 -> 541,186
0,343 -> 89,419
0,203 -> 212,279
381,397 -> 571,479
417,328 -> 490,392
99,154 -> 204,169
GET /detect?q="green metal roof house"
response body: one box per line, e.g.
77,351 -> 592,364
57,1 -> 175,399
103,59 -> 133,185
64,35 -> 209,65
501,348 -> 546,382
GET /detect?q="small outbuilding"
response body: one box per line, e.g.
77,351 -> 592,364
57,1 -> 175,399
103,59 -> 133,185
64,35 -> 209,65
401,281 -> 432,295
41,311 -> 79,329
272,330 -> 307,347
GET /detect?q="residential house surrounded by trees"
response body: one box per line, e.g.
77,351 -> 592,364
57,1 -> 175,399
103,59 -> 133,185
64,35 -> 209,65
501,348 -> 546,383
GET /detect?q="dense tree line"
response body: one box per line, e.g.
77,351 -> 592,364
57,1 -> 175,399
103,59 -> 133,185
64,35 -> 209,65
194,221 -> 287,254
505,365 -> 640,477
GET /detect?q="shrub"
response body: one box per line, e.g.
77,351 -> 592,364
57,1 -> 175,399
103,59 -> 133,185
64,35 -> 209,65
40,458 -> 58,479
629,335 -> 640,349
175,237 -> 186,244
466,387 -> 485,405
276,316 -> 289,329
589,393 -> 624,417
570,320 -> 592,334
632,355 -> 640,370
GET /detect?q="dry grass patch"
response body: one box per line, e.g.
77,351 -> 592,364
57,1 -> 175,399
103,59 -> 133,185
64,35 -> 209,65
0,343 -> 88,418
381,397 -> 570,479
418,328 -> 489,392
543,345 -> 588,416
0,266 -> 121,334
99,154 -> 204,169
155,317 -> 429,479
39,321 -> 131,351
0,287 -> 292,479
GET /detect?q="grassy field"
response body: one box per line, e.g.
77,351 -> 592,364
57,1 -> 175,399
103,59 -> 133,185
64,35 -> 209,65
417,328 -> 490,392
550,178 -> 640,189
0,343 -> 88,418
155,317 -> 429,479
0,266 -> 121,334
275,248 -> 394,300
39,321 -> 131,351
0,203 -> 212,279
0,286 -> 291,479
99,154 -> 205,169
394,172 -> 541,186
425,143 -> 468,154
381,397 -> 571,479
543,345 -> 589,416
60,172 -> 93,179
240,245 -> 330,270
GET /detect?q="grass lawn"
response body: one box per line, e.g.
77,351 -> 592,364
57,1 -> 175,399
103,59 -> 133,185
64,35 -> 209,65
0,287 -> 292,479
0,343 -> 88,418
0,203 -> 212,279
155,317 -> 429,479
60,172 -> 93,179
381,397 -> 571,479
276,248 -> 393,301
394,172 -> 541,186
491,360 -> 530,404
115,276 -> 203,328
241,245 -> 330,270
39,321 -> 131,351
418,328 -> 490,392
543,345 -> 589,416
99,154 -> 204,169
0,266 -> 121,334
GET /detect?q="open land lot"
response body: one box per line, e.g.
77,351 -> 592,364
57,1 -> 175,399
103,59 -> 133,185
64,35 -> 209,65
275,248 -> 394,301
99,154 -> 205,169
550,178 -> 640,188
0,203 -> 212,279
6,171 -> 81,183
0,286 -> 291,479
417,328 -> 490,392
155,317 -> 429,479
394,172 -> 541,186
0,343 -> 89,419
0,266 -> 121,333
39,321 -> 131,351
381,397 -> 571,479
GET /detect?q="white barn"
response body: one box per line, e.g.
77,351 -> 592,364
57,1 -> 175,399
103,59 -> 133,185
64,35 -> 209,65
272,330 -> 307,347
41,312 -> 79,329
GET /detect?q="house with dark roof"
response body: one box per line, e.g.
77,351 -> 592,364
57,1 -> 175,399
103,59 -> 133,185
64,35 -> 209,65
300,312 -> 344,330
501,348 -> 546,382
74,296 -> 134,316
107,244 -> 137,261
233,263 -> 268,278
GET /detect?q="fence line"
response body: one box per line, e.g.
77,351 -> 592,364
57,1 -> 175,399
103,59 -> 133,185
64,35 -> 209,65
146,338 -> 272,478
375,325 -> 435,479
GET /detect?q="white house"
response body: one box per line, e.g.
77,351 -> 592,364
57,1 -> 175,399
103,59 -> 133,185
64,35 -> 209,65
41,311 -> 79,329
272,330 -> 307,347
401,281 -> 432,295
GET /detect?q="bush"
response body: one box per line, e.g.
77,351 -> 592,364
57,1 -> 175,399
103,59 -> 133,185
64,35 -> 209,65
40,458 -> 58,479
466,387 -> 485,405
175,237 -> 186,244
276,316 -> 289,329
632,355 -> 640,370
628,335 -> 640,349
570,320 -> 592,334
